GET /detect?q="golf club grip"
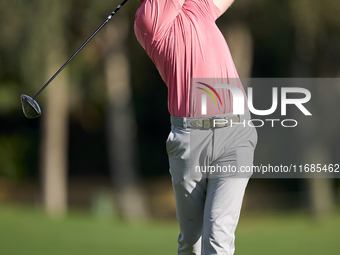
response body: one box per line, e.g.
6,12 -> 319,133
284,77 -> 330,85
33,0 -> 129,100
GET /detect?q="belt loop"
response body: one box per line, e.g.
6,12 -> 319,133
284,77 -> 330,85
183,117 -> 188,129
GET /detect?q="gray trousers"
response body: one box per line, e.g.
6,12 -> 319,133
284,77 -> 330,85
166,111 -> 257,255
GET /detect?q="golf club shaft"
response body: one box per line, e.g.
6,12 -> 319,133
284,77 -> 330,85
33,0 -> 129,100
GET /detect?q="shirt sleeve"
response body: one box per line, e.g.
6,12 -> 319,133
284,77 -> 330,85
135,0 -> 182,39
197,0 -> 222,21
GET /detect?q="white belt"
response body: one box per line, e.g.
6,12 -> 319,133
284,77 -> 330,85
171,115 -> 241,129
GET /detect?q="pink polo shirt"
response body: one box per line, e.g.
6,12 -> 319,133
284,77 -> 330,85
134,0 -> 248,117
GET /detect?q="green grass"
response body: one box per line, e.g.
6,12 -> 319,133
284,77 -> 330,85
236,211 -> 340,255
0,205 -> 178,255
0,205 -> 339,255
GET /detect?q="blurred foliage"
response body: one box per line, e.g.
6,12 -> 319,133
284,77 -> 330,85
0,83 -> 20,114
0,133 -> 37,179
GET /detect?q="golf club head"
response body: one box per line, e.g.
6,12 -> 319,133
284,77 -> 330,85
21,94 -> 41,119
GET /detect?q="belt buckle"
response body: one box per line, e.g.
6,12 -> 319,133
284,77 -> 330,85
203,119 -> 210,129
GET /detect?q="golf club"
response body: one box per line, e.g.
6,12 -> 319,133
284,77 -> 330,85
21,0 -> 128,119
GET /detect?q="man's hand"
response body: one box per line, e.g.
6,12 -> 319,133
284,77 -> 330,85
213,0 -> 234,14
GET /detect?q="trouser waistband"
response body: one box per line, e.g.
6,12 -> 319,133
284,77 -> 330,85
171,110 -> 251,130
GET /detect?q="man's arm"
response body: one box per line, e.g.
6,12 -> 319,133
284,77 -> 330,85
212,0 -> 234,14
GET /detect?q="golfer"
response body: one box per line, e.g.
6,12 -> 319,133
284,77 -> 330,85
134,0 -> 257,254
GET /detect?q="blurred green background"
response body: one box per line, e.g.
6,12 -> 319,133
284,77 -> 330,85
1,0 -> 340,254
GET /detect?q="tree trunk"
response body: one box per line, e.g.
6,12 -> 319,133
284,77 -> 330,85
222,22 -> 254,80
303,142 -> 335,219
104,16 -> 147,220
289,0 -> 335,218
40,0 -> 69,217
